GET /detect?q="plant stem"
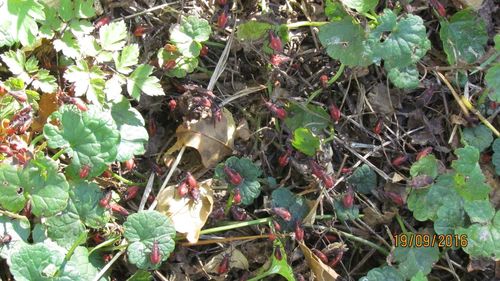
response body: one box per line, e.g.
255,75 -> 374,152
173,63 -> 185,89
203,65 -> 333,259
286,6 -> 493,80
306,63 -> 346,104
224,192 -> 234,216
199,217 -> 273,235
51,148 -> 66,160
0,209 -> 28,221
111,172 -> 146,186
29,134 -> 45,147
286,21 -> 328,29
395,213 -> 408,234
92,246 -> 126,281
334,228 -> 390,256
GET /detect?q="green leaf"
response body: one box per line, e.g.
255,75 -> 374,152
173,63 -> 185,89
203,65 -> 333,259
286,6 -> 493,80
70,181 -> 110,228
114,44 -> 140,74
64,60 -> 106,105
170,16 -> 211,57
333,198 -> 360,222
439,9 -> 487,65
410,155 -> 439,179
127,270 -> 153,281
324,0 -> 348,20
464,200 -> 495,224
53,31 -> 82,59
347,164 -> 377,194
214,156 -> 262,205
455,211 -> 500,259
0,3 -> 16,47
370,9 -> 430,70
45,210 -> 87,249
271,188 -> 310,231
387,65 -> 420,89
292,127 -> 320,156
410,271 -> 428,281
393,242 -> 440,279
5,0 -> 45,46
237,21 -> 271,41
99,20 -> 127,51
0,164 -> 27,213
110,98 -> 149,162
284,103 -> 331,134
451,146 -> 479,174
251,240 -> 294,281
340,0 -> 377,13
59,0 -> 95,21
318,17 -> 373,67
68,19 -> 94,36
32,69 -> 58,93
434,199 -> 465,235
43,105 -> 120,179
124,211 -> 176,270
126,64 -> 164,100
492,138 -> 500,175
359,266 -> 404,281
485,64 -> 500,102
59,246 -> 105,281
165,56 -> 199,78
461,124 -> 493,152
0,216 -> 30,261
1,49 -> 29,81
9,242 -> 66,281
450,146 -> 491,201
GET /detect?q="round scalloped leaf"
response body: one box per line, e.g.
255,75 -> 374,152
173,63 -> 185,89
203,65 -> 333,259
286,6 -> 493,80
110,98 -> 148,162
0,164 -> 28,213
461,124 -> 493,152
43,104 -> 120,179
339,0 -> 377,13
236,21 -> 272,41
492,138 -> 500,176
410,271 -> 428,281
318,17 -> 374,67
333,199 -> 360,222
359,266 -> 404,281
393,242 -> 440,279
45,210 -> 86,249
170,16 -> 211,58
124,211 -> 176,270
285,104 -> 330,135
0,216 -> 30,262
387,65 -> 420,89
451,146 -> 479,174
214,156 -> 262,205
9,242 -> 66,281
455,211 -> 500,259
434,199 -> 465,235
271,188 -> 310,231
292,127 -> 320,157
485,64 -> 500,102
347,164 -> 377,194
410,155 -> 439,179
464,200 -> 495,224
59,246 -> 106,281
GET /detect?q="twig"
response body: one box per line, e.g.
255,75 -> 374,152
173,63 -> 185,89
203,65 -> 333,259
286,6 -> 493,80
0,209 -> 28,221
92,243 -> 126,281
179,234 -> 270,246
220,85 -> 267,107
138,172 -> 155,211
435,72 -> 470,116
460,96 -> 500,137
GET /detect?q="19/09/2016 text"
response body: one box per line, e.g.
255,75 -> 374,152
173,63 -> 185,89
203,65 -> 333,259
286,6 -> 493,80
394,234 -> 468,248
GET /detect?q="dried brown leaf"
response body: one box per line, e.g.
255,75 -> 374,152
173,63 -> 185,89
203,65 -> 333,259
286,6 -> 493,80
299,242 -> 339,281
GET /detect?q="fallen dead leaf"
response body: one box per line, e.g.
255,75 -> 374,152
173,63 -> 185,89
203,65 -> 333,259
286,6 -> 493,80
165,109 -> 236,168
31,93 -> 58,132
299,242 -> 339,281
362,206 -> 397,228
156,179 -> 214,243
203,248 -> 249,274
235,118 -> 251,141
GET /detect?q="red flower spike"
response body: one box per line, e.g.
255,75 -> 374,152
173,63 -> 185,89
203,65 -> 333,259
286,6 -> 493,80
133,25 -> 148,37
269,232 -> 276,241
1,234 -> 12,244
309,160 -> 324,178
200,45 -> 209,57
429,0 -> 446,17
150,240 -> 162,265
168,99 -> 177,111
328,104 -> 341,123
340,167 -> 352,174
0,145 -> 13,156
320,75 -> 329,88
94,16 -> 111,29
217,10 -> 228,29
177,182 -> 189,197
270,54 -> 290,66
295,222 -> 304,241
278,151 -> 290,167
101,169 -> 112,178
218,254 -> 229,274
264,102 -> 287,120
147,194 -> 155,204
273,207 -> 292,221
103,254 -> 113,263
9,91 -> 27,103
273,220 -> 281,232
110,204 -> 129,216
124,159 -> 135,171
233,189 -> 241,204
373,119 -> 383,135
0,86 -> 6,95
328,251 -> 343,267
163,59 -> 176,71
416,147 -> 433,161
190,187 -> 200,201
164,44 -> 177,52
268,31 -> 283,52
321,174 -> 335,189
185,172 -> 197,188
312,249 -> 329,264
124,186 -> 140,201
342,190 -> 354,208
385,191 -> 404,206
92,233 -> 105,244
79,165 -> 91,179
231,206 -> 247,221
274,247 -> 283,260
148,118 -> 157,137
99,191 -> 112,208
217,0 -> 227,6
72,97 -> 88,111
391,155 -> 408,167
223,166 -> 243,185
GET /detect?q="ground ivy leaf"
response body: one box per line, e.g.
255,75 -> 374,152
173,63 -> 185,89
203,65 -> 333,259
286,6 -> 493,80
439,9 -> 487,65
127,270 -> 153,281
492,138 -> 500,175
464,200 -> 495,224
451,146 -> 479,174
170,16 -> 211,57
236,21 -> 272,41
359,266 -> 404,281
0,164 -> 27,213
0,216 -> 30,262
393,242 -> 440,279
434,200 -> 465,235
45,210 -> 87,249
99,20 -> 127,51
64,59 -> 105,105
370,10 -> 430,70
284,103 -> 330,135
124,210 -> 176,270
43,105 -> 120,179
110,98 -> 148,162
410,155 -> 439,179
271,188 -> 309,231
214,156 -> 262,205
340,0 -> 377,13
59,246 -> 105,281
452,167 -> 490,201
292,127 -> 320,156
5,0 -> 45,46
114,44 -> 140,74
455,211 -> 500,259
318,17 -> 373,67
410,271 -> 428,281
127,64 -> 164,100
387,65 -> 420,89
347,164 -> 377,194
70,181 -> 110,228
334,199 -> 360,222
9,241 -> 66,281
461,124 -> 493,152
485,64 -> 500,102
